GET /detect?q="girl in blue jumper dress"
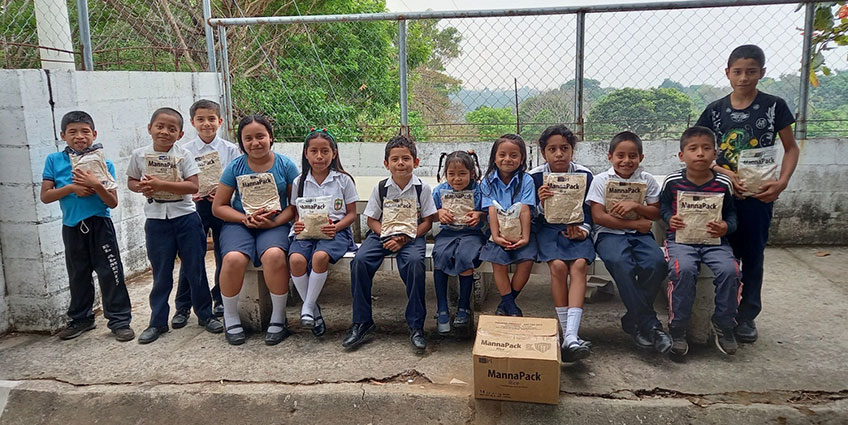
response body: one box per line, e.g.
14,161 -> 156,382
530,124 -> 594,362
478,134 -> 538,317
432,150 -> 486,334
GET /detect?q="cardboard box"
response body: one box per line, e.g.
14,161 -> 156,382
472,315 -> 561,405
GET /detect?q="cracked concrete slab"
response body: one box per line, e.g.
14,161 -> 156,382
1,247 -> 847,423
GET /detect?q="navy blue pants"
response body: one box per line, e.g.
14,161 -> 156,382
728,197 -> 773,323
350,232 -> 427,329
175,199 -> 223,312
145,213 -> 213,328
666,240 -> 740,330
595,232 -> 666,335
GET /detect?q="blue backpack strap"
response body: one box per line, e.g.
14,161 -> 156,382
530,171 -> 544,206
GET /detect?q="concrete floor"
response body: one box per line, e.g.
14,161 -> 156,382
1,247 -> 847,424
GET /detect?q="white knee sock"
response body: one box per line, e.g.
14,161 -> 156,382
222,294 -> 241,334
555,306 -> 569,347
291,273 -> 309,302
268,292 -> 288,333
303,270 -> 328,317
565,307 -> 583,347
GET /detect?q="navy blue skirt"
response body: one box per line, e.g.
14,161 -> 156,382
433,228 -> 485,275
534,221 -> 595,263
220,222 -> 292,267
479,232 -> 538,265
288,227 -> 356,264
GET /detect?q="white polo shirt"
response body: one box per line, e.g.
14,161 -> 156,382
126,143 -> 200,219
290,170 -> 359,222
180,135 -> 241,167
586,166 -> 660,237
363,174 -> 437,221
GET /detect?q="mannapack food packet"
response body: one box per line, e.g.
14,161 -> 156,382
604,180 -> 646,220
144,153 -> 182,201
737,146 -> 778,196
381,198 -> 418,240
236,173 -> 281,215
194,151 -> 223,197
543,173 -> 586,224
69,148 -> 118,191
440,189 -> 475,228
493,200 -> 522,242
675,191 -> 723,245
296,195 -> 332,240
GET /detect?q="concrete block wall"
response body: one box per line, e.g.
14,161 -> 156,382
273,138 -> 846,245
0,69 -> 221,332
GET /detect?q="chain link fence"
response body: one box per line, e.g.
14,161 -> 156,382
1,0 -> 208,71
3,1 -> 847,141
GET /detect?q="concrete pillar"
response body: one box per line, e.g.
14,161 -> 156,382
33,0 -> 76,70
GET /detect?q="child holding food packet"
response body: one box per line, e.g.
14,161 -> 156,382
289,128 -> 358,338
478,134 -> 537,318
431,150 -> 486,334
587,131 -> 672,356
529,124 -> 594,362
212,114 -> 299,346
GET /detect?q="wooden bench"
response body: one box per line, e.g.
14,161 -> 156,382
238,202 -> 716,345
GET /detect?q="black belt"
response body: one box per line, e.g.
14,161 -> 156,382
148,198 -> 182,204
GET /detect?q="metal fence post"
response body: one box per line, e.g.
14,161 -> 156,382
398,20 -> 409,137
218,26 -> 233,138
573,11 -> 585,141
76,0 -> 93,70
796,2 -> 814,142
203,0 -> 217,73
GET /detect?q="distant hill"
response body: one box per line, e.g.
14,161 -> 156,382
450,87 -> 540,115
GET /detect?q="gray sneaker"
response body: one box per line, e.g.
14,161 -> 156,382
712,320 -> 738,355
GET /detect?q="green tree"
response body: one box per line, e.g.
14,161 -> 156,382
805,2 -> 848,83
518,79 -> 611,140
465,106 -> 515,139
587,87 -> 693,140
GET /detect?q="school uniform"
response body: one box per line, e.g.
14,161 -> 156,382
43,147 -> 132,330
126,144 -> 213,329
659,170 -> 740,332
218,153 -> 299,267
174,135 -> 241,313
350,175 -> 437,330
432,181 -> 487,276
587,166 -> 666,336
289,170 -> 359,266
478,171 -> 538,265
529,162 -> 595,263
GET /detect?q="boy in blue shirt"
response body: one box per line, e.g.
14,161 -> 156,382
342,135 -> 438,352
695,45 -> 800,343
41,111 -> 134,342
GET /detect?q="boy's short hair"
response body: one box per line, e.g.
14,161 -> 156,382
61,111 -> 95,133
384,135 -> 417,161
190,99 -> 221,119
150,107 -> 184,130
728,45 -> 765,69
680,126 -> 716,150
609,131 -> 643,155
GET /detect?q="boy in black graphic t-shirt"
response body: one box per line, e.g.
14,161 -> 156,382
695,45 -> 800,344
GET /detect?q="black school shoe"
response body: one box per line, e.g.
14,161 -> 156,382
171,310 -> 190,329
58,320 -> 96,340
311,305 -> 326,337
112,327 -> 136,342
410,328 -> 427,351
138,326 -> 169,344
735,320 -> 758,343
562,341 -> 591,362
342,321 -> 375,349
225,325 -> 246,345
265,321 -> 291,346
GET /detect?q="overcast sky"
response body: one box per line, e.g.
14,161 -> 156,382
385,0 -> 847,91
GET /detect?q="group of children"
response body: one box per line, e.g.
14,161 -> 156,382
43,44 -> 797,362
